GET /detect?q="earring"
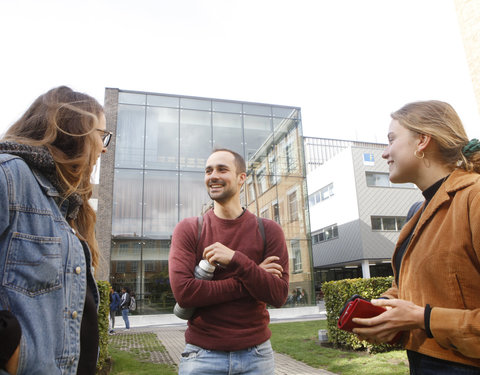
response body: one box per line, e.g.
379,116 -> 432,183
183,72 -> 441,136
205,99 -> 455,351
414,150 -> 425,159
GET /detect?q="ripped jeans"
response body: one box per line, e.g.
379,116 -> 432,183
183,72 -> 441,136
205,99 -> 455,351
178,340 -> 275,375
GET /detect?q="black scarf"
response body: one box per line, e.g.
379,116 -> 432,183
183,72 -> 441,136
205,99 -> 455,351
0,141 -> 83,220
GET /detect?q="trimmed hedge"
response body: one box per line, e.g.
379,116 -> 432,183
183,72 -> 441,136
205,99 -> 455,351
96,280 -> 111,374
321,277 -> 402,353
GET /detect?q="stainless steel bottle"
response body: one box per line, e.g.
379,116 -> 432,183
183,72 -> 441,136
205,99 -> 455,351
173,259 -> 215,320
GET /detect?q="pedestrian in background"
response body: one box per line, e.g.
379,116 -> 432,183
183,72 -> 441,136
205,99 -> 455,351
109,287 -> 121,334
0,86 -> 110,374
120,287 -> 131,330
353,100 -> 480,374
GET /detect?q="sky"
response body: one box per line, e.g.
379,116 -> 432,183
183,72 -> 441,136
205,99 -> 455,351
0,0 -> 478,144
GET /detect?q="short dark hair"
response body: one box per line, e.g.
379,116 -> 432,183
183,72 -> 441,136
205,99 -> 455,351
211,148 -> 246,174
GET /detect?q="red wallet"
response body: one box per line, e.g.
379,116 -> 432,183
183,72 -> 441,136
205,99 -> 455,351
337,295 -> 387,332
337,295 -> 402,344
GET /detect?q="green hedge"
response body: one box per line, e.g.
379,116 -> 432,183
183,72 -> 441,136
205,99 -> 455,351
321,277 -> 402,353
96,280 -> 111,374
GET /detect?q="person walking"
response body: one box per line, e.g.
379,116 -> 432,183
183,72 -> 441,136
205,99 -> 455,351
109,287 -> 121,334
0,86 -> 110,374
169,148 -> 289,375
353,100 -> 480,374
120,287 -> 131,330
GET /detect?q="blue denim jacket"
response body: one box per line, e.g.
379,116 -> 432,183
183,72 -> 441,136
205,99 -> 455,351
0,154 -> 99,375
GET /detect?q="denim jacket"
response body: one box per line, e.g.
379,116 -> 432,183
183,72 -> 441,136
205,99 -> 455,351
0,154 -> 99,375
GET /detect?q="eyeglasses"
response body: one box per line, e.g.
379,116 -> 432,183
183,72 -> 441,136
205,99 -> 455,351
96,129 -> 112,148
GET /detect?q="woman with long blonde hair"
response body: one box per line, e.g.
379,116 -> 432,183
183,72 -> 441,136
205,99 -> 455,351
353,100 -> 480,374
0,86 -> 111,374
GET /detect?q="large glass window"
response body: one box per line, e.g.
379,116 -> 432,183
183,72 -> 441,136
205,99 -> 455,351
180,110 -> 211,171
142,240 -> 172,313
143,171 -> 178,238
212,112 -> 243,156
147,94 -> 179,108
145,107 -> 179,170
179,172 -> 211,221
115,105 -> 145,168
110,240 -> 141,304
244,115 -> 272,160
112,169 -> 143,237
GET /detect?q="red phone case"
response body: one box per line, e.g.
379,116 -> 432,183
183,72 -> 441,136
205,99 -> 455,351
337,298 -> 386,332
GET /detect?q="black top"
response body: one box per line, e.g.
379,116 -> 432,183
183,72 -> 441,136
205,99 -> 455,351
76,281 -> 99,374
0,311 -> 21,370
394,176 -> 448,284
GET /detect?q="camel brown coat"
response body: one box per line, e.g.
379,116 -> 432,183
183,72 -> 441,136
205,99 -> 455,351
384,168 -> 480,368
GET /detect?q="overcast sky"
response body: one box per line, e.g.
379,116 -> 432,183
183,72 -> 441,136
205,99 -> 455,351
1,0 -> 478,144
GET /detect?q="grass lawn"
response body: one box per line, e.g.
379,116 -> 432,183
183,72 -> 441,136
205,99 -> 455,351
270,320 -> 409,375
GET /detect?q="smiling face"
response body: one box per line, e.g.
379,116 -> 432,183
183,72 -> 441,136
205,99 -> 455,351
382,119 -> 422,184
204,151 -> 246,204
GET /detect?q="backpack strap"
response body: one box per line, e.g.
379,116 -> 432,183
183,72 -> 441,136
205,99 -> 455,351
197,215 -> 203,244
257,217 -> 267,256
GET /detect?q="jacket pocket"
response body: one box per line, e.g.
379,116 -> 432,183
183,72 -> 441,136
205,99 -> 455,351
454,273 -> 467,309
3,232 -> 62,296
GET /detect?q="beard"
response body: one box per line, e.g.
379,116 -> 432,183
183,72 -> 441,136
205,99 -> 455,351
207,182 -> 236,203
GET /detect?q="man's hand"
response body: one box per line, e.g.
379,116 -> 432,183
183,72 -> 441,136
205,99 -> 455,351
259,256 -> 283,278
203,242 -> 235,267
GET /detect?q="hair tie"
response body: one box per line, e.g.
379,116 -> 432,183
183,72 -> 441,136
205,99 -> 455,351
462,139 -> 480,158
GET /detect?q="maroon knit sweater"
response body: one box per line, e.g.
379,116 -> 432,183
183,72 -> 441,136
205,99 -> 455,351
169,209 -> 289,351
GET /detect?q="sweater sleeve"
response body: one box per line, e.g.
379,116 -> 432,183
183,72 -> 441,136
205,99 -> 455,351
169,219 -> 249,308
228,220 -> 289,308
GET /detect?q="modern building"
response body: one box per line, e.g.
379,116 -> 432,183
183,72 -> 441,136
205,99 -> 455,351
97,88 -> 314,314
304,137 -> 423,293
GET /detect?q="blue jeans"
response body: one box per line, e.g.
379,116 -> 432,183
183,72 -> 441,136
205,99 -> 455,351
178,340 -> 275,375
121,308 -> 130,329
408,350 -> 480,374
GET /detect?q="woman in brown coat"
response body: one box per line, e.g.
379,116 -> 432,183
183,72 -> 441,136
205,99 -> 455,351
353,101 -> 480,374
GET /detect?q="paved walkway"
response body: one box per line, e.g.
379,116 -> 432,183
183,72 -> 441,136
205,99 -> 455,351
118,305 -> 336,375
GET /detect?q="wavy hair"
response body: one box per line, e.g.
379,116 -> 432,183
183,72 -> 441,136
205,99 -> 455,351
391,100 -> 480,173
3,86 -> 103,270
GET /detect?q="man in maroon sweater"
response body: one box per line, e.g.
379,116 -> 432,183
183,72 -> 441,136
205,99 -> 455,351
169,148 -> 289,375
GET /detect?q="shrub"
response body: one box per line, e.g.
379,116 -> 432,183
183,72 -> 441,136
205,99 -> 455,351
96,280 -> 111,374
321,277 -> 402,353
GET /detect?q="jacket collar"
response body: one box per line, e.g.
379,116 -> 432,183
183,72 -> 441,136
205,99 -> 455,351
397,169 -> 480,249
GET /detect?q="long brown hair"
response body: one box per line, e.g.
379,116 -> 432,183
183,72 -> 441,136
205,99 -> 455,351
3,86 -> 103,270
391,100 -> 480,173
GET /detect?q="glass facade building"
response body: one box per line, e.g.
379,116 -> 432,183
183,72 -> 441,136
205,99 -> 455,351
98,89 -> 313,314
